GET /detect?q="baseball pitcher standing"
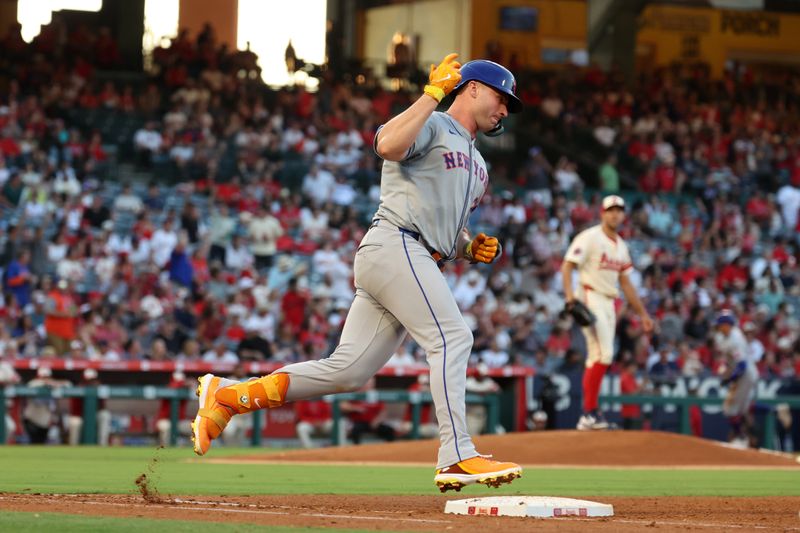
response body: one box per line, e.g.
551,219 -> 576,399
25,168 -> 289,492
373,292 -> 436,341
561,195 -> 654,430
192,54 -> 523,492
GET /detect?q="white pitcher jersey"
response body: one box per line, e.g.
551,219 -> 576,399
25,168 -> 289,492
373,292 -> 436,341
373,111 -> 489,260
564,224 -> 633,298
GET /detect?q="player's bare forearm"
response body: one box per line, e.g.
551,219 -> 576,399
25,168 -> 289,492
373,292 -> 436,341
561,261 -> 576,302
375,96 -> 439,161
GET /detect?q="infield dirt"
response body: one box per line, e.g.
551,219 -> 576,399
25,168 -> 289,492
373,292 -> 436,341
232,430 -> 800,467
1,431 -> 798,531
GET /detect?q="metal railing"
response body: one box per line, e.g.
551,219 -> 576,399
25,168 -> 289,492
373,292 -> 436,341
0,386 -> 500,446
599,393 -> 800,450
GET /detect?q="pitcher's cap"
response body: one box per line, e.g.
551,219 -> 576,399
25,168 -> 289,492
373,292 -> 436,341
602,195 -> 625,211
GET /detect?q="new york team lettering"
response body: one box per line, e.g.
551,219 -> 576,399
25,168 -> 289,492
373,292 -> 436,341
442,151 -> 488,185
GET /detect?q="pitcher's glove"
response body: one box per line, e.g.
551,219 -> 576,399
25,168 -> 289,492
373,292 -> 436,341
424,53 -> 462,103
464,233 -> 502,264
564,300 -> 596,327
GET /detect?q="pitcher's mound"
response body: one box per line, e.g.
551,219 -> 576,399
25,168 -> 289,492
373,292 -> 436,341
236,431 -> 799,467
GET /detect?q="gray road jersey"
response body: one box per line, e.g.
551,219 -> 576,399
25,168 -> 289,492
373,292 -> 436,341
373,111 -> 489,260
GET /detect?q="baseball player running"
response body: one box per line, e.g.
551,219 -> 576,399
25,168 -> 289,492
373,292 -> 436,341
561,195 -> 654,430
192,54 -> 523,492
714,311 -> 759,447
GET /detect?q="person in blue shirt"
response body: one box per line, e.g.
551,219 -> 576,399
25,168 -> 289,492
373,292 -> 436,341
168,240 -> 194,288
3,250 -> 32,308
649,344 -> 681,387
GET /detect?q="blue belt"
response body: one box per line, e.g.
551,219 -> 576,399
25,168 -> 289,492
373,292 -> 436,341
369,219 -> 445,269
370,218 -> 420,240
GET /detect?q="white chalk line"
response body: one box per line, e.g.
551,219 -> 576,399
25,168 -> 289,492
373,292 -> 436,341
2,495 -> 799,531
0,496 -> 451,525
614,518 -> 800,531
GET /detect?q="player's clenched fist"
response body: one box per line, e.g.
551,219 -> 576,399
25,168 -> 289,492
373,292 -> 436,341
465,233 -> 502,264
424,53 -> 461,103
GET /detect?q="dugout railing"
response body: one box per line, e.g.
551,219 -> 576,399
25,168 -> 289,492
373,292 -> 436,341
0,386 -> 500,446
598,393 -> 800,450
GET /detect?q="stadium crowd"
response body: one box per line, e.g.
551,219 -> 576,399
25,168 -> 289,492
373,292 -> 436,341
0,19 -> 799,415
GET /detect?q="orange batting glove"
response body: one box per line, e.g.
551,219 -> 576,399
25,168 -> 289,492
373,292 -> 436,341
464,233 -> 502,264
424,53 -> 462,103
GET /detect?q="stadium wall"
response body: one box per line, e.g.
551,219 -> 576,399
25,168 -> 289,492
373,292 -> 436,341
362,0 -> 472,76
637,5 -> 800,76
179,0 -> 238,50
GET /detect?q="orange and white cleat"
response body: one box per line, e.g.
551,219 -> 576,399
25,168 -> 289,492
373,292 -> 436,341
434,455 -> 522,493
191,374 -> 235,456
192,372 -> 290,456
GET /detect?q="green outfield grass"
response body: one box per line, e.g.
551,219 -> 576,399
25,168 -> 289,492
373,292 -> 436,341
0,511 -> 374,532
0,446 -> 797,497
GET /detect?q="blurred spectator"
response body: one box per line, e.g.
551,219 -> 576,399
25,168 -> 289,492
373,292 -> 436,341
295,399 -> 338,448
22,365 -> 64,444
155,371 -> 191,447
4,249 -> 33,307
465,363 -> 502,435
237,322 -> 272,361
528,410 -> 548,431
648,345 -> 681,387
0,352 -> 21,443
554,157 -> 581,193
398,373 -> 438,438
302,164 -> 335,206
113,184 -> 143,214
202,340 -> 239,364
247,203 -> 283,270
619,359 -> 646,430
340,379 -> 396,445
208,203 -> 236,265
44,279 -> 78,355
83,195 -> 111,230
67,368 -> 111,446
134,122 -> 163,166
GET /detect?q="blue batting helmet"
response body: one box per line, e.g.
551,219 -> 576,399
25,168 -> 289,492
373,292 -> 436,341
453,60 -> 522,113
715,311 -> 736,327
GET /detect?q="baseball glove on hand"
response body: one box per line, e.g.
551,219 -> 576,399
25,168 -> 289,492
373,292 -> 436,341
565,300 -> 596,327
464,233 -> 502,264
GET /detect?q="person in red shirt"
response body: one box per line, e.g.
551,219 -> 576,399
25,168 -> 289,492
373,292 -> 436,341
67,368 -> 111,446
545,325 -> 571,359
688,386 -> 703,438
340,379 -> 396,445
224,314 -> 247,344
44,279 -> 79,355
281,278 -> 308,334
213,176 -> 242,206
156,371 -> 191,447
341,399 -> 396,445
619,359 -> 645,430
294,400 -> 338,448
399,374 -> 438,439
655,161 -> 677,192
716,256 -> 749,291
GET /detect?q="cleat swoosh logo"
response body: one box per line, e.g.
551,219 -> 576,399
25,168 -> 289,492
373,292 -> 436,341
254,398 -> 262,408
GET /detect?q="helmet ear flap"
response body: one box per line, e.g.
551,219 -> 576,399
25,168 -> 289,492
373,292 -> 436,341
484,120 -> 504,137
